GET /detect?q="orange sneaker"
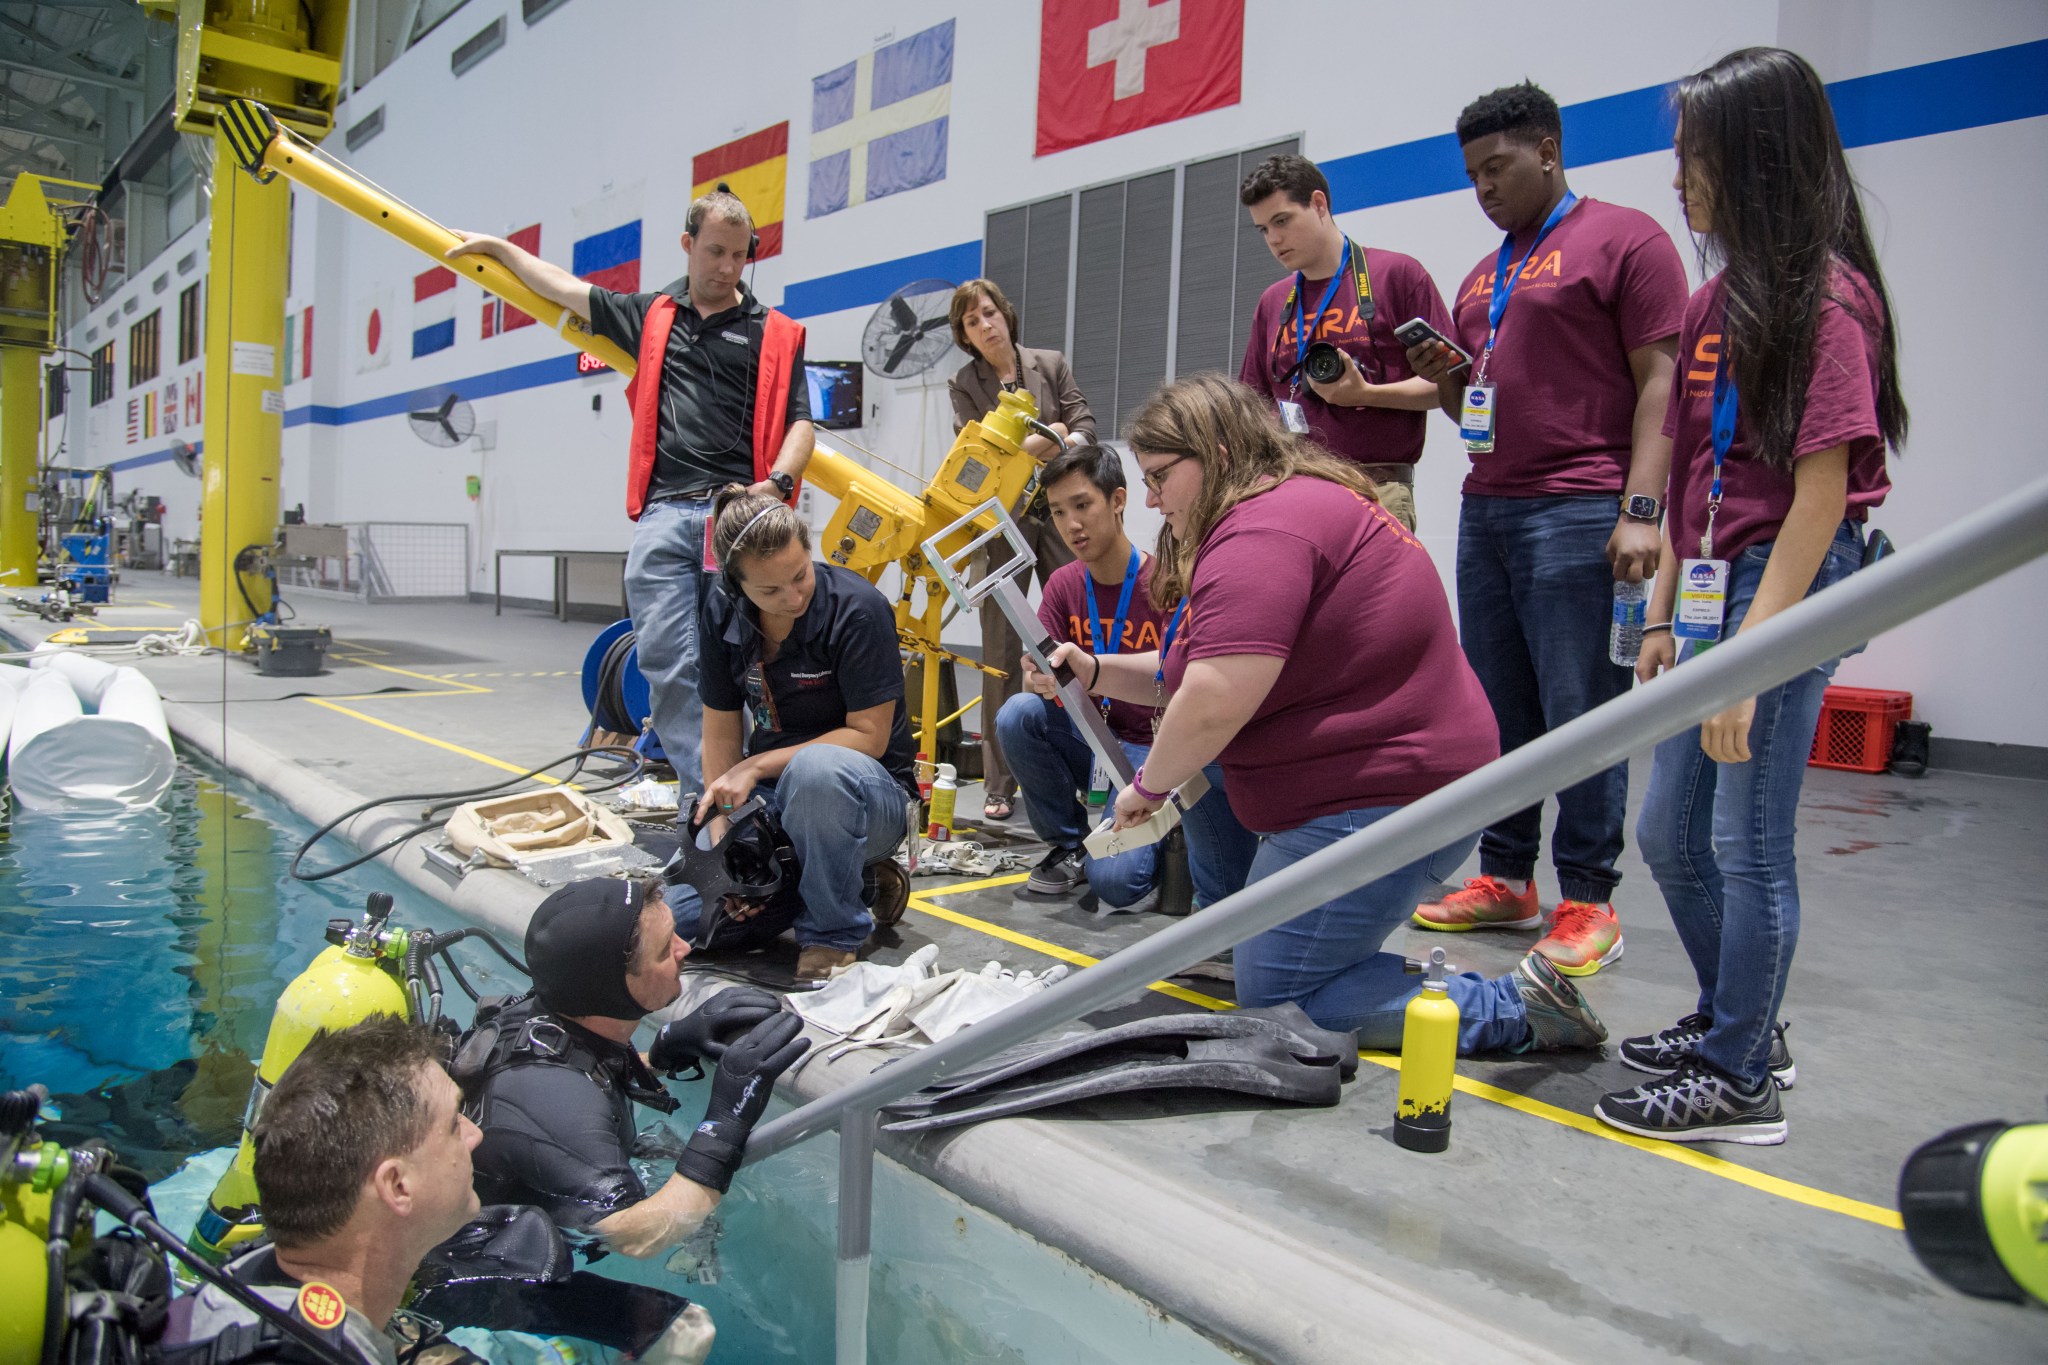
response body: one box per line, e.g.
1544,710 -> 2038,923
1411,876 -> 1541,931
1535,900 -> 1624,977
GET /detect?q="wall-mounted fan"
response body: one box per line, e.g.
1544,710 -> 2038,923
169,438 -> 200,478
407,392 -> 476,447
861,278 -> 956,380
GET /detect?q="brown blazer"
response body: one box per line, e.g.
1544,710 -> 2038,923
948,347 -> 1097,441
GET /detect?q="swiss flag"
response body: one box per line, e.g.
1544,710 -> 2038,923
1036,0 -> 1243,156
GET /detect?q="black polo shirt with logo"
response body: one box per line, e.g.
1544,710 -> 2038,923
587,280 -> 810,500
699,562 -> 916,793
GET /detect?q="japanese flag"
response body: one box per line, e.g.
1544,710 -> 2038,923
355,285 -> 394,373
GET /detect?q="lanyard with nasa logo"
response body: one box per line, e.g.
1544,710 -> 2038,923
1674,327 -> 1737,644
1463,193 -> 1577,453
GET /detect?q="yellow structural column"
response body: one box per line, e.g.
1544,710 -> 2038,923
198,118 -> 289,651
0,347 -> 37,592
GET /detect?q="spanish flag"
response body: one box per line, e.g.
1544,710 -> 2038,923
692,122 -> 789,260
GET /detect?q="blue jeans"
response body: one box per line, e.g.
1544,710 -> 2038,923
623,497 -> 714,791
994,692 -> 1258,909
668,745 -> 911,953
1234,807 -> 1528,1052
1636,522 -> 1863,1088
1457,493 -> 1634,902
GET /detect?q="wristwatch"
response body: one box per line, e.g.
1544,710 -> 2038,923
1622,493 -> 1662,523
768,470 -> 795,501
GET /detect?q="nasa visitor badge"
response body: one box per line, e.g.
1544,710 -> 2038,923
1278,399 -> 1310,434
1674,558 -> 1731,642
1460,383 -> 1497,451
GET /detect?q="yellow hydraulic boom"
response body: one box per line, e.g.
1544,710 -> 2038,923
216,99 -> 1047,765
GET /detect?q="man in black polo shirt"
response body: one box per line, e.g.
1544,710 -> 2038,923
448,189 -> 813,789
679,488 -> 916,980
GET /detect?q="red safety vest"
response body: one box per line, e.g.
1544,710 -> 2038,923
622,295 -> 805,521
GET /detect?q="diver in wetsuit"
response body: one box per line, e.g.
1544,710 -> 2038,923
457,875 -> 808,1257
154,1015 -> 715,1365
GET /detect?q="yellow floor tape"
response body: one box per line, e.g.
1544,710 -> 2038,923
909,876 -> 1903,1231
264,692 -> 1905,1234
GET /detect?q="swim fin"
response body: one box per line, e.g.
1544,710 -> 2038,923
879,1003 -> 1359,1133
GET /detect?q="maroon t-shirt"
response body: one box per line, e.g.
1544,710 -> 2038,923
1239,246 -> 1454,467
1663,268 -> 1891,563
1161,478 -> 1499,832
1448,197 -> 1688,497
1038,553 -> 1166,746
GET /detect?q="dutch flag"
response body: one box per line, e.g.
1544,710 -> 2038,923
412,266 -> 457,358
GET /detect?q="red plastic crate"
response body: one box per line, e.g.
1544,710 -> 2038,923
1808,686 -> 1913,773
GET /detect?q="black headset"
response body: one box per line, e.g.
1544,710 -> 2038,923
688,181 -> 760,261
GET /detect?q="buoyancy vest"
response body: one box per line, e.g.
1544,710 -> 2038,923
449,994 -> 678,1117
622,296 -> 805,521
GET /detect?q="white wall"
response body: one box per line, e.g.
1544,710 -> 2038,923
53,0 -> 2048,746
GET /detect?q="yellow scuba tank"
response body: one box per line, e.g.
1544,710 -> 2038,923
2,1121 -> 60,1365
1394,947 -> 1459,1154
191,894 -> 413,1263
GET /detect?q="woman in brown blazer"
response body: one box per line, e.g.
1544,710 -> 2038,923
947,278 -> 1096,820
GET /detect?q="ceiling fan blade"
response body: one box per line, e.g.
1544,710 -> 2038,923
438,419 -> 461,444
884,331 -> 918,372
437,393 -> 458,420
889,295 -> 918,332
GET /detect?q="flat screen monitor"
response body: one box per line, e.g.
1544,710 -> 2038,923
806,360 -> 864,431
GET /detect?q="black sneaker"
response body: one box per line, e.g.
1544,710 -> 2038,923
1511,952 -> 1608,1050
1026,846 -> 1086,895
1594,1058 -> 1787,1145
1619,1014 -> 1796,1089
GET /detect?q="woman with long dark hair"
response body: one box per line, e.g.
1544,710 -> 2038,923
1595,48 -> 1907,1145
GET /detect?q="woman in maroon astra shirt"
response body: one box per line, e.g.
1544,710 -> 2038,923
1595,48 -> 1909,1146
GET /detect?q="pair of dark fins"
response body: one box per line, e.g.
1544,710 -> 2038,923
880,1003 -> 1361,1133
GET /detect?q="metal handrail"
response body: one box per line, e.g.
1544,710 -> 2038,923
751,474 -> 2048,1363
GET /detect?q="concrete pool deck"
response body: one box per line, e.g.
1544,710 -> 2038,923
8,574 -> 2043,1363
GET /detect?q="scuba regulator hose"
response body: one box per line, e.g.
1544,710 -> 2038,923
290,744 -> 649,882
401,925 -> 530,1025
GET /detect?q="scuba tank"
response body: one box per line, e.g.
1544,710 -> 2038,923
190,893 -> 414,1264
1394,947 -> 1459,1154
2,1086 -> 75,1365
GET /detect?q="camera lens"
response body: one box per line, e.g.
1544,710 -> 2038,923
1303,342 -> 1347,385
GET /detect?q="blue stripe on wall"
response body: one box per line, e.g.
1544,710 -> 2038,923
252,40 -> 2041,429
781,239 -> 982,320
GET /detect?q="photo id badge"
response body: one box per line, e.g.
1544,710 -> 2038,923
1674,558 -> 1730,642
1087,754 -> 1112,807
1461,384 -> 1497,452
1278,399 -> 1310,434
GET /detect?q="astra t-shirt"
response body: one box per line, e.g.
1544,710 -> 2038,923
1161,477 -> 1499,832
1240,246 -> 1455,467
1663,267 -> 1891,563
1448,198 -> 1688,497
1036,554 -> 1168,746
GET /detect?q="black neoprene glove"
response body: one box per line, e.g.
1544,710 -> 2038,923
648,987 -> 782,1076
672,1012 -> 810,1194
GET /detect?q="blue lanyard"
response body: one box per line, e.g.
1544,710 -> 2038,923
1293,239 -> 1353,379
1485,192 -> 1577,344
1082,548 -> 1140,658
1704,330 -> 1737,554
1154,599 -> 1188,689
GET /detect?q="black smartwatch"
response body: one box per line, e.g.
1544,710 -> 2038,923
768,470 -> 795,501
1622,493 -> 1661,523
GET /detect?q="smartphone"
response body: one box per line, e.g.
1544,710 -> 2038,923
1393,317 -> 1472,373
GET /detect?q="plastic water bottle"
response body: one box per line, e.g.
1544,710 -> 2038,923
1610,579 -> 1648,666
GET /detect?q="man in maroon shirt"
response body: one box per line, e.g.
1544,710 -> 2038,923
1406,82 -> 1687,976
1237,155 -> 1453,531
993,445 -> 1256,910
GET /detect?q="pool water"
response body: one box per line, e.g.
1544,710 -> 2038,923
3,759 -> 1247,1364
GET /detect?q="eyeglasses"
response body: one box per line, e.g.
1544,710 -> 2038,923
1139,454 -> 1194,494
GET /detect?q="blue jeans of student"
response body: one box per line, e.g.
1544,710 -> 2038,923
623,496 -> 713,792
667,745 -> 910,953
1457,493 -> 1635,903
1234,807 -> 1529,1052
994,692 -> 1258,908
1636,522 -> 1863,1089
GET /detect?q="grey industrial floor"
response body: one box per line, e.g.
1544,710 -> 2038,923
13,573 -> 2044,1362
